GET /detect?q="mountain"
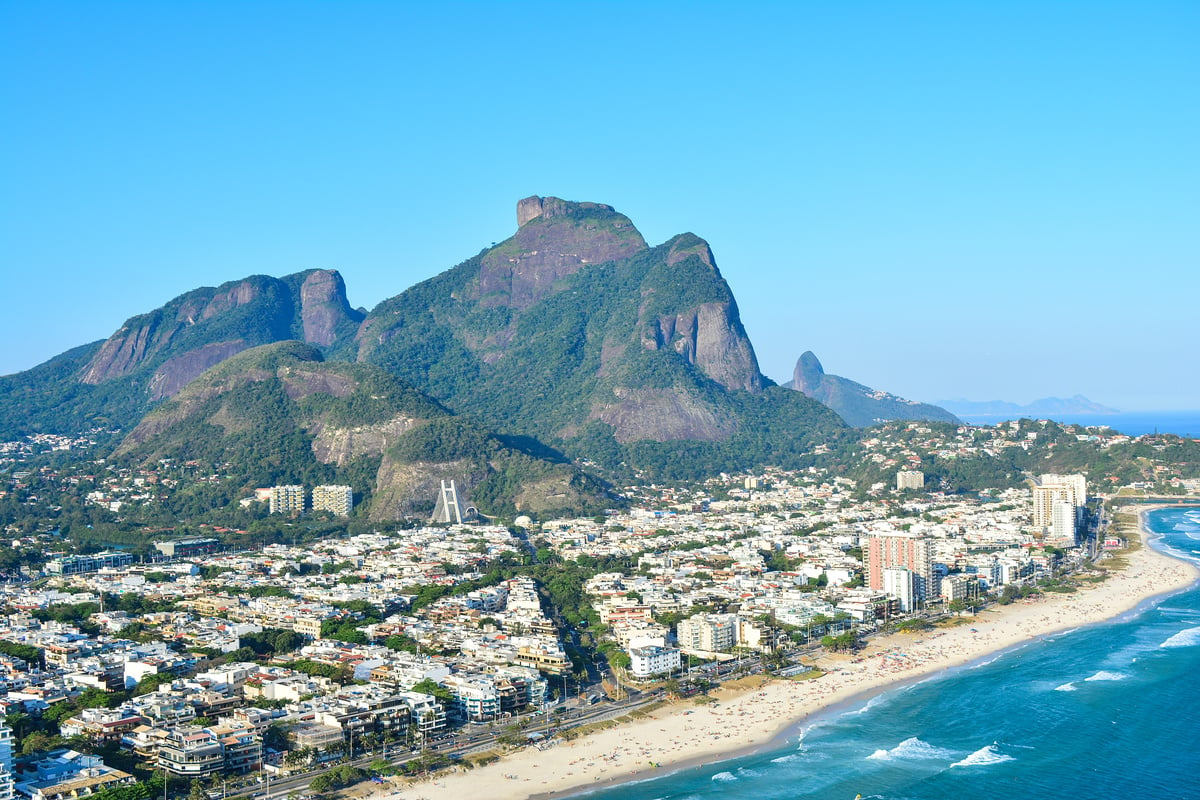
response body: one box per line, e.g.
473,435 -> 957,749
0,270 -> 363,437
114,341 -> 614,520
938,395 -> 1120,418
1,195 -> 851,485
357,196 -> 777,454
784,351 -> 960,428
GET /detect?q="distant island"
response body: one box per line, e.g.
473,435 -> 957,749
938,394 -> 1119,417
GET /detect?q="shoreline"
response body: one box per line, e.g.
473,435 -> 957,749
386,506 -> 1199,800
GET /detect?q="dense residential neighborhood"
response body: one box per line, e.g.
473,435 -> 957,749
0,417 -> 1196,800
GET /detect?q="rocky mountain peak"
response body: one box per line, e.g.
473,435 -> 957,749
298,269 -> 364,347
517,195 -> 619,227
477,196 -> 647,310
793,351 -> 826,393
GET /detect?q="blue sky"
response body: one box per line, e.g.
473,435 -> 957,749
2,1 -> 1197,409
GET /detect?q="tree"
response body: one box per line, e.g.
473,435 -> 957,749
411,678 -> 453,704
21,731 -> 59,756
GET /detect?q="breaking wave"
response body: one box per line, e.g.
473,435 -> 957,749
866,737 -> 956,761
950,744 -> 1016,768
1160,626 -> 1200,648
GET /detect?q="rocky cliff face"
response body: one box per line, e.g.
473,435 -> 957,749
593,387 -> 736,443
475,196 -> 647,310
82,279 -> 269,385
643,302 -> 763,394
81,270 -> 361,402
298,269 -> 364,347
637,235 -> 764,395
146,340 -> 251,401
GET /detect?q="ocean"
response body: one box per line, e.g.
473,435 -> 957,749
955,411 -> 1200,439
576,507 -> 1200,800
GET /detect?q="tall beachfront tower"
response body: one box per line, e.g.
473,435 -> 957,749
882,566 -> 919,612
1033,473 -> 1087,529
1050,499 -> 1078,546
866,533 -> 933,601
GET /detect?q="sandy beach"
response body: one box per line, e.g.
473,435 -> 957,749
386,506 -> 1198,800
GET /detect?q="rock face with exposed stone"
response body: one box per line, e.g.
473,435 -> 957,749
79,269 -> 362,402
358,196 -> 770,445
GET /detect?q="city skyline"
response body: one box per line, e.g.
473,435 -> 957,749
3,2 -> 1196,410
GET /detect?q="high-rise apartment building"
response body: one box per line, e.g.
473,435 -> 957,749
882,566 -> 918,612
1039,473 -> 1087,508
1033,474 -> 1087,529
866,534 -> 933,601
1050,499 -> 1078,546
0,722 -> 13,800
269,485 -> 305,515
312,485 -> 353,517
896,470 -> 925,490
676,613 -> 737,653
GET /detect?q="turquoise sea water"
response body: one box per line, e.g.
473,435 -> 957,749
577,507 -> 1200,800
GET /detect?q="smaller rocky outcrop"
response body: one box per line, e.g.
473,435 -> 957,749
298,269 -> 364,347
786,351 -> 960,428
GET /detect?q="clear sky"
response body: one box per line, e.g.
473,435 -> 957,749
2,1 -> 1197,410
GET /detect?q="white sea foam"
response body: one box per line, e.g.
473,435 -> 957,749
865,737 -> 955,761
845,694 -> 887,716
1160,626 -> 1200,648
1054,682 -> 1077,692
968,653 -> 1002,668
1045,627 -> 1081,641
710,771 -> 737,782
770,753 -> 803,764
950,744 -> 1016,768
1084,670 -> 1129,682
736,767 -> 761,778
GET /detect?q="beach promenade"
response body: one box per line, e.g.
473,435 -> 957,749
386,508 -> 1197,800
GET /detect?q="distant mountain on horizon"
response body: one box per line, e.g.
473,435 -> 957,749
938,395 -> 1120,417
783,351 -> 960,428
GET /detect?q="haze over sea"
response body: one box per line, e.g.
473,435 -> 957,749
576,507 -> 1200,800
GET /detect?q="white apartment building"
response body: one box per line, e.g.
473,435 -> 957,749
629,645 -> 681,679
1050,499 -> 1078,546
676,613 -> 736,654
896,470 -> 925,490
0,723 -> 12,800
1033,474 -> 1087,528
882,566 -> 918,612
